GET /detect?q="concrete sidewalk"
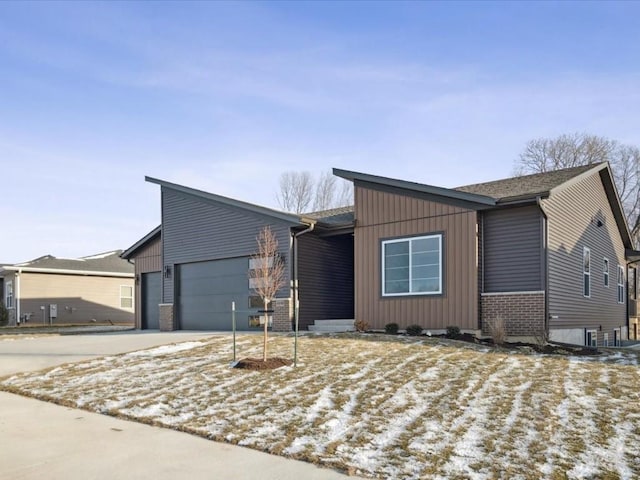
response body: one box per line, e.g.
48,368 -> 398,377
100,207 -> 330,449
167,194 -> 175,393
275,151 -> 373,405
0,332 -> 352,480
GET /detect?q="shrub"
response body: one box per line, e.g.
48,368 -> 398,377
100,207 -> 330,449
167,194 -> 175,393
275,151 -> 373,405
446,325 -> 461,338
0,302 -> 7,326
354,319 -> 369,332
385,322 -> 399,334
405,324 -> 423,336
488,316 -> 507,345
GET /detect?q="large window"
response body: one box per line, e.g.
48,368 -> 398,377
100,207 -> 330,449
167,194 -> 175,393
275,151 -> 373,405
382,234 -> 442,296
617,265 -> 625,304
583,247 -> 590,298
5,281 -> 13,309
120,285 -> 133,308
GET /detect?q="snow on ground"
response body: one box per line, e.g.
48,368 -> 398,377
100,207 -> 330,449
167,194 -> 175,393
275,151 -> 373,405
2,333 -> 640,479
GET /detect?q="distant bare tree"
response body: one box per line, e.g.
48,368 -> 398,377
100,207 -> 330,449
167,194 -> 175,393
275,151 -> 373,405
249,226 -> 286,362
277,170 -> 353,213
515,133 -> 640,246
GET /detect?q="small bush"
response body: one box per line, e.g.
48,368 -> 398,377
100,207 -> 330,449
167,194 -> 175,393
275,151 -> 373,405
354,319 -> 369,332
385,322 -> 399,334
488,316 -> 507,345
406,324 -> 423,336
0,302 -> 7,326
446,325 -> 461,338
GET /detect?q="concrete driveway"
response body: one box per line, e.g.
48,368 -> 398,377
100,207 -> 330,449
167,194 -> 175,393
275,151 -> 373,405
0,331 -> 352,480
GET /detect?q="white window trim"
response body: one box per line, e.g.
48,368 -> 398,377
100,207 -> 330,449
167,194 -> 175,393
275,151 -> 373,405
617,265 -> 625,304
603,258 -> 609,288
382,234 -> 443,297
120,285 -> 133,309
603,332 -> 609,347
5,281 -> 13,309
586,329 -> 597,347
583,247 -> 591,298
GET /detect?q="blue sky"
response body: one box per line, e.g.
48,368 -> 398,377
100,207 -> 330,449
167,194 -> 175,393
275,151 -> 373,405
1,1 -> 639,262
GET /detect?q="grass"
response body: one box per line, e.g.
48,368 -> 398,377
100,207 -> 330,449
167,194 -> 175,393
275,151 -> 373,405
1,333 -> 640,479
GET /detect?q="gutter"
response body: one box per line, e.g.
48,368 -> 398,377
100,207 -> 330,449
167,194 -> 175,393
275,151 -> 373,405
536,196 -> 550,335
0,266 -> 133,278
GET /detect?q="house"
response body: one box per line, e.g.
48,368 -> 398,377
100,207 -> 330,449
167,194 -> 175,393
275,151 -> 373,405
0,251 -> 135,326
128,162 -> 638,347
121,177 -> 353,331
335,162 -> 638,346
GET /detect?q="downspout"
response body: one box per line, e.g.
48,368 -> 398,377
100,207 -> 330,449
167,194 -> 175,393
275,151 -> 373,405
293,222 -> 315,367
537,197 -> 550,335
16,268 -> 21,326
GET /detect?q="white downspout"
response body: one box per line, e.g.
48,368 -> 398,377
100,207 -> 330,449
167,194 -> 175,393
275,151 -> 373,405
16,268 -> 21,326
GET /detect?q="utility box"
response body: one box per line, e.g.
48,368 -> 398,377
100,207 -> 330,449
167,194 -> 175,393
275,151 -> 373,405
49,304 -> 58,321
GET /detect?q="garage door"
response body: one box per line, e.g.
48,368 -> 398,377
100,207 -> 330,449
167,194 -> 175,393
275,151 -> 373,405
177,258 -> 255,330
141,272 -> 161,329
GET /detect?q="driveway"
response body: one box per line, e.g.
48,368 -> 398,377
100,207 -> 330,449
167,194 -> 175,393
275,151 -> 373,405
0,331 -> 351,480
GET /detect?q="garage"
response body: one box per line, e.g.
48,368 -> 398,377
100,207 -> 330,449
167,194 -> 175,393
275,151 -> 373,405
141,272 -> 161,329
177,257 -> 257,330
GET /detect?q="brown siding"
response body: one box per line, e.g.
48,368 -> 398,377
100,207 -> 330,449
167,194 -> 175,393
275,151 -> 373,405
18,272 -> 134,325
354,184 -> 478,331
543,171 -> 627,335
132,236 -> 162,329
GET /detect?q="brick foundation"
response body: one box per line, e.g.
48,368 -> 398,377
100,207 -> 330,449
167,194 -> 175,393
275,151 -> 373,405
272,297 -> 292,332
481,292 -> 545,336
158,303 -> 175,332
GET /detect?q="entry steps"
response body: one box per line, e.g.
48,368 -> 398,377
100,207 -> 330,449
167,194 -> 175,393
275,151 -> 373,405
308,319 -> 355,333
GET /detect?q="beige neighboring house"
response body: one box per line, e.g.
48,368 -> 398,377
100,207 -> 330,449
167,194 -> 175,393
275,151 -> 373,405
0,250 -> 134,326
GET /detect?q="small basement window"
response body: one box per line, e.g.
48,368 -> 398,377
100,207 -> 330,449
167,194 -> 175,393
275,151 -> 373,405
382,234 -> 442,296
583,247 -> 590,298
120,285 -> 133,309
586,329 -> 597,347
618,265 -> 625,304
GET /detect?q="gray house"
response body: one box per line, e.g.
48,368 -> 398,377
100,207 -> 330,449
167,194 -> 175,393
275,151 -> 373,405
126,162 -> 638,346
122,177 -> 353,332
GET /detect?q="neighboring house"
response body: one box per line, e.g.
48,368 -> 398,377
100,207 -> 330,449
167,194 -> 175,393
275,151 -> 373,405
121,177 -> 353,331
129,162 -> 637,347
335,162 -> 638,346
0,251 -> 135,326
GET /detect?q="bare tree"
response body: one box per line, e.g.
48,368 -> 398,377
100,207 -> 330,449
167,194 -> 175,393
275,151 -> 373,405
249,226 -> 286,361
276,171 -> 314,214
515,133 -> 640,246
276,170 -> 353,213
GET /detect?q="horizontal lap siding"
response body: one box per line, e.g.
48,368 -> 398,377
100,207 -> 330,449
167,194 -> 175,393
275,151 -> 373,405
132,236 -> 161,329
543,172 -> 626,330
354,184 -> 478,330
161,188 -> 293,303
483,206 -> 542,292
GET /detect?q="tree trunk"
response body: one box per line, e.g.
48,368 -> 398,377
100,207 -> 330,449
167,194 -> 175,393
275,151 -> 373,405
263,298 -> 268,362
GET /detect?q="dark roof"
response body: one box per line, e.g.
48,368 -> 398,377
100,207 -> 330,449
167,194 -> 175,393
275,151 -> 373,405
305,206 -> 354,225
455,164 -> 602,202
3,250 -> 133,276
121,226 -> 161,260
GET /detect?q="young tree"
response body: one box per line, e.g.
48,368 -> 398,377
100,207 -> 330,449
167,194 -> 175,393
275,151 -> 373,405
249,226 -> 286,361
276,170 -> 353,213
514,133 -> 640,246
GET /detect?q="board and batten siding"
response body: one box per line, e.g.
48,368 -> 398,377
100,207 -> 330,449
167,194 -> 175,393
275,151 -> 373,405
542,170 -> 626,333
297,233 -> 354,330
354,183 -> 478,331
161,187 -> 295,304
482,206 -> 543,292
19,272 -> 134,324
131,235 -> 161,329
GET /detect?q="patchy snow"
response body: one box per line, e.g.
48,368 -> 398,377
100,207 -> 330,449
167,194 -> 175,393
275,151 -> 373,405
2,334 -> 640,479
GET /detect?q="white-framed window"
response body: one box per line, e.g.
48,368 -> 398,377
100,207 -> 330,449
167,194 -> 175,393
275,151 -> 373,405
120,285 -> 133,309
5,281 -> 13,309
382,234 -> 442,296
583,247 -> 590,298
603,332 -> 609,347
629,267 -> 637,300
617,265 -> 625,304
586,329 -> 597,347
603,258 -> 609,288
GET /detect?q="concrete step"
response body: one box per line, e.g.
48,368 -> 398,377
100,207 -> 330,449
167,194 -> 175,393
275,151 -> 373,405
308,324 -> 354,332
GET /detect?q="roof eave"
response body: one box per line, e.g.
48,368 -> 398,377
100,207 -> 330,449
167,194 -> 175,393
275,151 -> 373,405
121,225 -> 162,260
0,266 -> 134,277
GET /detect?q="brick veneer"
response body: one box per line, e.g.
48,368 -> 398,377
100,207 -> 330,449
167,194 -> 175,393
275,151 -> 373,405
158,303 -> 175,331
272,297 -> 292,332
481,292 -> 545,336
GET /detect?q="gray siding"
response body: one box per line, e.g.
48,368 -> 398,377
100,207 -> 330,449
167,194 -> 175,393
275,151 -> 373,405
543,171 -> 626,334
297,233 -> 354,330
482,206 -> 543,292
161,188 -> 294,303
131,235 -> 161,329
